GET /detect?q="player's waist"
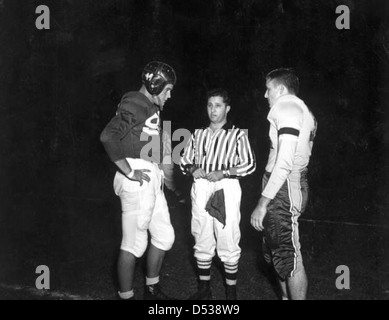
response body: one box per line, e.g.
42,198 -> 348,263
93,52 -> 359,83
264,168 -> 308,180
124,158 -> 161,171
196,164 -> 241,176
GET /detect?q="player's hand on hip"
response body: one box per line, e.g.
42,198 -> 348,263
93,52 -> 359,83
206,170 -> 224,182
129,169 -> 151,186
192,168 -> 207,180
250,204 -> 267,232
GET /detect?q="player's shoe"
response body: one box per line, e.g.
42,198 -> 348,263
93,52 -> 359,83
188,280 -> 212,300
225,284 -> 237,300
117,293 -> 136,300
118,296 -> 136,300
144,283 -> 176,300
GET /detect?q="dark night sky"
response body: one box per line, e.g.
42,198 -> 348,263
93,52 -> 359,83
0,0 -> 388,301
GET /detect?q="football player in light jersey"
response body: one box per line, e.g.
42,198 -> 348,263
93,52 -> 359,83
251,68 -> 317,300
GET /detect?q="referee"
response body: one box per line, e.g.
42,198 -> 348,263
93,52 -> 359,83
180,88 -> 256,300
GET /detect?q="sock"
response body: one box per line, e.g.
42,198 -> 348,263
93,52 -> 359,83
224,262 -> 238,286
282,296 -> 289,300
197,259 -> 212,281
146,276 -> 159,286
118,290 -> 134,300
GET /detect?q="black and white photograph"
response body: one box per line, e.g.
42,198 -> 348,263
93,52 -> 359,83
0,0 -> 388,303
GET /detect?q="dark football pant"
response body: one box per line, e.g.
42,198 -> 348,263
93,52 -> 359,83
262,170 -> 308,280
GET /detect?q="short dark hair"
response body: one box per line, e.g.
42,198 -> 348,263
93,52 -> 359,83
266,68 -> 300,95
206,88 -> 231,106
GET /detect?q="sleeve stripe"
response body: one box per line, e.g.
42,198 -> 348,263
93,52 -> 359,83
278,127 -> 300,137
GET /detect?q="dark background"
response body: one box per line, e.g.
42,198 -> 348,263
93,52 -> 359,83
0,0 -> 388,300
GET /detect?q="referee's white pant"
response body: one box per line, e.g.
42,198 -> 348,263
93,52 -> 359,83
190,178 -> 242,264
113,158 -> 175,258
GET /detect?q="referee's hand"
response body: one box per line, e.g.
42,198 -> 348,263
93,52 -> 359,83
192,168 -> 207,179
206,170 -> 224,182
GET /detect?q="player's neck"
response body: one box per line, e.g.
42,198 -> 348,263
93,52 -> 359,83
139,86 -> 154,104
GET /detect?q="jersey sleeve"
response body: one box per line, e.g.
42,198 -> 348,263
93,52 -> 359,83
228,130 -> 256,178
160,129 -> 176,191
262,102 -> 303,199
180,131 -> 196,175
100,100 -> 139,162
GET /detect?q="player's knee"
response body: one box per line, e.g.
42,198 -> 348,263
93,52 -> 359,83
164,228 -> 175,250
289,254 -> 305,278
151,228 -> 175,251
120,242 -> 148,258
273,254 -> 302,281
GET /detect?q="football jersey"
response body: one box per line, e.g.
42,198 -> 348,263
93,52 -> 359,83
100,91 -> 163,163
262,94 -> 317,199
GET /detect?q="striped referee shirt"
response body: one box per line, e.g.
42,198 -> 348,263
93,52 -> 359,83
180,122 -> 256,178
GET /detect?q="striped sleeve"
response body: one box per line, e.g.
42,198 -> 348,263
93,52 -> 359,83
180,131 -> 196,175
229,130 -> 256,178
161,129 -> 175,191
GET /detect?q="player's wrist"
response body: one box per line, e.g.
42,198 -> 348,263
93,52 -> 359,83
126,169 -> 135,180
259,195 -> 271,207
222,169 -> 230,178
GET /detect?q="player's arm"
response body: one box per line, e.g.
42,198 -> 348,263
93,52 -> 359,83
100,108 -> 133,162
261,103 -> 303,199
251,136 -> 298,231
100,96 -> 143,163
251,135 -> 298,231
114,159 -> 150,186
251,103 -> 303,231
100,102 -> 150,185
